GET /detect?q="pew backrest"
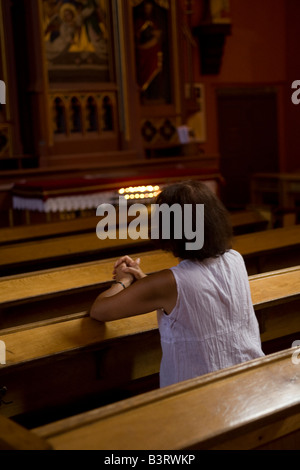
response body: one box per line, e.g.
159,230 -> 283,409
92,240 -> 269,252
0,266 -> 298,429
0,224 -> 299,276
1,265 -> 298,360
31,347 -> 300,450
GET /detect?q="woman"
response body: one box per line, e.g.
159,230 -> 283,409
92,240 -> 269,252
90,180 -> 264,387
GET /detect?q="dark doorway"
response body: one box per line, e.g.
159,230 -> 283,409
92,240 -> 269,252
217,87 -> 279,209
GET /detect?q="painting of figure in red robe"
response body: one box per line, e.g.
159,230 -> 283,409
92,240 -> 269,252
132,0 -> 172,105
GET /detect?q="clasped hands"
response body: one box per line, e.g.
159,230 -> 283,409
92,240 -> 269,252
113,256 -> 146,288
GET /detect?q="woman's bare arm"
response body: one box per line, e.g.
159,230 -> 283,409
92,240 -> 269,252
89,269 -> 177,322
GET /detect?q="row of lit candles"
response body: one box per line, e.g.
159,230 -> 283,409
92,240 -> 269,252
118,185 -> 161,200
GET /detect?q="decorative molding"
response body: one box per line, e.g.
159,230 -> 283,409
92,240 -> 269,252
49,91 -> 117,140
141,117 -> 180,146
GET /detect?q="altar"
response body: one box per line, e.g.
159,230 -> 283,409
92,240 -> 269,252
12,168 -> 221,224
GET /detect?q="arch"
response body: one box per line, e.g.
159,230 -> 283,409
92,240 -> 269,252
102,95 -> 114,131
70,97 -> 82,133
86,96 -> 98,132
0,80 -> 6,105
53,97 -> 67,134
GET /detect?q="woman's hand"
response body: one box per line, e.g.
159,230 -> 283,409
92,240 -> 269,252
114,262 -> 134,288
113,256 -> 147,281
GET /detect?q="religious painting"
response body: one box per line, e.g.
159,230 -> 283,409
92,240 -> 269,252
131,0 -> 172,105
41,0 -> 113,83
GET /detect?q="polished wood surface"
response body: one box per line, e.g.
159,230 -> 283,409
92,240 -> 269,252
233,224 -> 300,256
0,266 -> 298,425
2,347 -> 298,450
0,209 -> 267,245
0,310 -> 161,423
249,265 -> 300,308
31,348 -> 300,450
0,216 -> 100,245
1,228 -> 299,306
1,264 -> 299,340
0,311 -> 158,366
251,171 -> 300,209
0,244 -> 299,332
0,230 -> 151,274
1,347 -> 298,451
1,265 -> 299,358
1,224 -> 299,276
0,250 -> 175,305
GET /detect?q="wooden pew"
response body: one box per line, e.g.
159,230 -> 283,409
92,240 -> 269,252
1,223 -> 299,277
0,216 -> 100,245
1,348 -> 299,450
233,224 -> 300,274
0,266 -> 299,429
247,266 -> 300,355
0,243 -> 299,329
229,209 -> 269,234
34,347 -> 300,451
0,250 -> 176,328
0,310 -> 162,428
0,228 -> 153,276
0,209 -> 268,246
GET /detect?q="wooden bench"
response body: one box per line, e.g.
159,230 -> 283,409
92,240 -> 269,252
34,347 -> 300,450
0,224 -> 299,277
233,224 -> 300,274
0,216 -> 100,245
0,250 -> 176,328
1,348 -> 299,450
0,242 -> 299,330
0,228 -> 153,276
0,209 -> 268,246
251,171 -> 300,211
229,209 -> 269,234
0,266 -> 299,428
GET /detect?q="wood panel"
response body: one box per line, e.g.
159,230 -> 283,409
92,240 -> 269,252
24,348 -> 300,450
0,224 -> 299,277
233,224 -> 300,274
0,242 -> 299,329
0,209 -> 268,245
0,266 -> 299,427
0,216 -> 100,245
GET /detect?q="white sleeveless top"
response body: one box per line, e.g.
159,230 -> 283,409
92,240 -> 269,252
157,250 -> 264,387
